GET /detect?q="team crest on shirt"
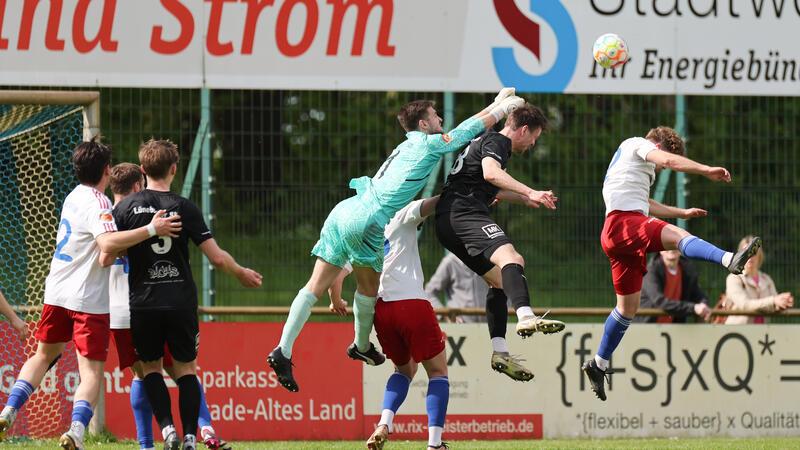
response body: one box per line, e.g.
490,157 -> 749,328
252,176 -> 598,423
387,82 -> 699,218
482,224 -> 505,239
99,212 -> 114,222
442,134 -> 453,143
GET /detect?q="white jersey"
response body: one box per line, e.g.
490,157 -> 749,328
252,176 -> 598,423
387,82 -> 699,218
602,137 -> 659,216
44,184 -> 117,314
109,256 -> 130,329
378,200 -> 429,302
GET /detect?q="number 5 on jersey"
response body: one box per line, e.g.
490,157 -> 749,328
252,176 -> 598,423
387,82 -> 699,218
151,236 -> 172,255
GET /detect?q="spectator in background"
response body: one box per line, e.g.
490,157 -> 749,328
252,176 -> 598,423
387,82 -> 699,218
636,250 -> 711,323
425,253 -> 490,323
724,235 -> 794,324
0,290 -> 27,342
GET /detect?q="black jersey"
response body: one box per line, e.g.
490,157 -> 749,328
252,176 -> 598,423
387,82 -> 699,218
113,189 -> 212,311
439,131 -> 512,212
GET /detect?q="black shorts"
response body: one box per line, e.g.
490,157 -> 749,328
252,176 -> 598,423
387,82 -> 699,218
130,308 -> 199,363
435,208 -> 512,276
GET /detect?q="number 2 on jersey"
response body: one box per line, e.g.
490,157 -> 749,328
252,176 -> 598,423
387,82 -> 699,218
54,218 -> 73,262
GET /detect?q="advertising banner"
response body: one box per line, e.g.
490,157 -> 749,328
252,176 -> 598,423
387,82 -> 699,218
363,323 -> 800,439
103,322 -> 364,440
0,1 -> 798,95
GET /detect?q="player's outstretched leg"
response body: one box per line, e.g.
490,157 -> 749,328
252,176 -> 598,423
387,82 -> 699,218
367,371 -> 412,449
271,259 -> 343,392
663,225 -> 762,274
485,287 -> 533,382
583,299 -> 634,401
487,247 -> 565,338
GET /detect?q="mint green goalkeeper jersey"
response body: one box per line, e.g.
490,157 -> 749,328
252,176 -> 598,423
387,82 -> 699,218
350,116 -> 485,216
312,115 -> 486,271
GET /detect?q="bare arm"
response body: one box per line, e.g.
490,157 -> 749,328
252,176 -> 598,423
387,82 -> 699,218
495,190 -> 528,205
482,158 -> 557,209
98,252 -> 117,267
419,196 -> 440,218
0,290 -> 27,341
198,238 -> 263,288
96,210 -> 181,254
648,199 -> 708,220
645,149 -> 731,182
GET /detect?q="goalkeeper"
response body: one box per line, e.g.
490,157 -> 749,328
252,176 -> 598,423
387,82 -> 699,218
269,89 -> 525,392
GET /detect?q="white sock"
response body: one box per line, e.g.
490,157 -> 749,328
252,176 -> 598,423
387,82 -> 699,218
428,426 -> 444,447
162,424 -> 176,441
491,337 -> 509,353
594,354 -> 609,371
516,306 -> 534,321
379,409 -> 395,433
69,421 -> 86,440
722,252 -> 734,267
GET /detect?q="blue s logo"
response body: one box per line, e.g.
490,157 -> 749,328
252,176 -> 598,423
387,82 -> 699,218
492,0 -> 578,93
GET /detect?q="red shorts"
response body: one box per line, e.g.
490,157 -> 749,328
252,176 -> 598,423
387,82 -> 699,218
35,304 -> 110,361
111,329 -> 174,369
601,211 -> 668,295
374,299 -> 446,366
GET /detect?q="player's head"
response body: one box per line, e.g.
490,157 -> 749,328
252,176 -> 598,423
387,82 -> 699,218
738,235 -> 764,273
110,162 -> 145,198
646,126 -> 685,156
72,137 -> 112,186
139,138 -> 179,182
504,103 -> 548,154
397,100 -> 443,134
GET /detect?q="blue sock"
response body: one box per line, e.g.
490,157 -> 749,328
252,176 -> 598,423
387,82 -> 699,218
197,378 -> 212,429
382,372 -> 411,413
678,236 -> 726,265
426,376 -> 449,428
71,400 -> 93,427
130,379 -> 154,449
6,380 -> 34,409
597,308 -> 632,361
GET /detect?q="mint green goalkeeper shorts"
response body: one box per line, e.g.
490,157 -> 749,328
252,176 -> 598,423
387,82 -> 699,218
311,195 -> 389,273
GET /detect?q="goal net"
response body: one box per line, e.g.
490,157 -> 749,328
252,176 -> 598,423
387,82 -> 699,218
0,93 -> 97,439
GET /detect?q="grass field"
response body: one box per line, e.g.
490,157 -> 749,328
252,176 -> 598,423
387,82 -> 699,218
4,438 -> 800,449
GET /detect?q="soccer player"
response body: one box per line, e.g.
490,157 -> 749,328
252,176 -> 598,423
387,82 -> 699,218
582,126 -> 762,401
0,139 -> 181,449
114,139 -> 262,450
340,196 -> 447,450
269,89 -> 526,392
0,289 -> 28,342
107,163 -> 231,450
435,103 -> 563,383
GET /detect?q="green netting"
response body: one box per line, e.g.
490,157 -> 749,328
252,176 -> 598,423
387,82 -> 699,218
0,104 -> 83,437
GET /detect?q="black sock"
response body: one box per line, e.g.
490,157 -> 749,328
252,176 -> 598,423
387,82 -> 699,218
485,288 -> 508,339
143,372 -> 174,430
501,263 -> 530,310
176,375 -> 201,438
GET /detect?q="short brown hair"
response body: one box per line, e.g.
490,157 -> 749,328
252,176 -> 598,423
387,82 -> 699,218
397,100 -> 434,132
72,137 -> 112,185
507,104 -> 549,133
110,162 -> 144,195
646,126 -> 685,155
139,138 -> 179,180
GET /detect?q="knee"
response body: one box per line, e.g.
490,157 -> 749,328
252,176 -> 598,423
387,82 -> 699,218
504,252 -> 525,268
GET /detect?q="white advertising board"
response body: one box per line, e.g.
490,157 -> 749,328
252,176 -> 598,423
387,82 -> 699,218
0,1 -> 799,95
364,324 -> 800,439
